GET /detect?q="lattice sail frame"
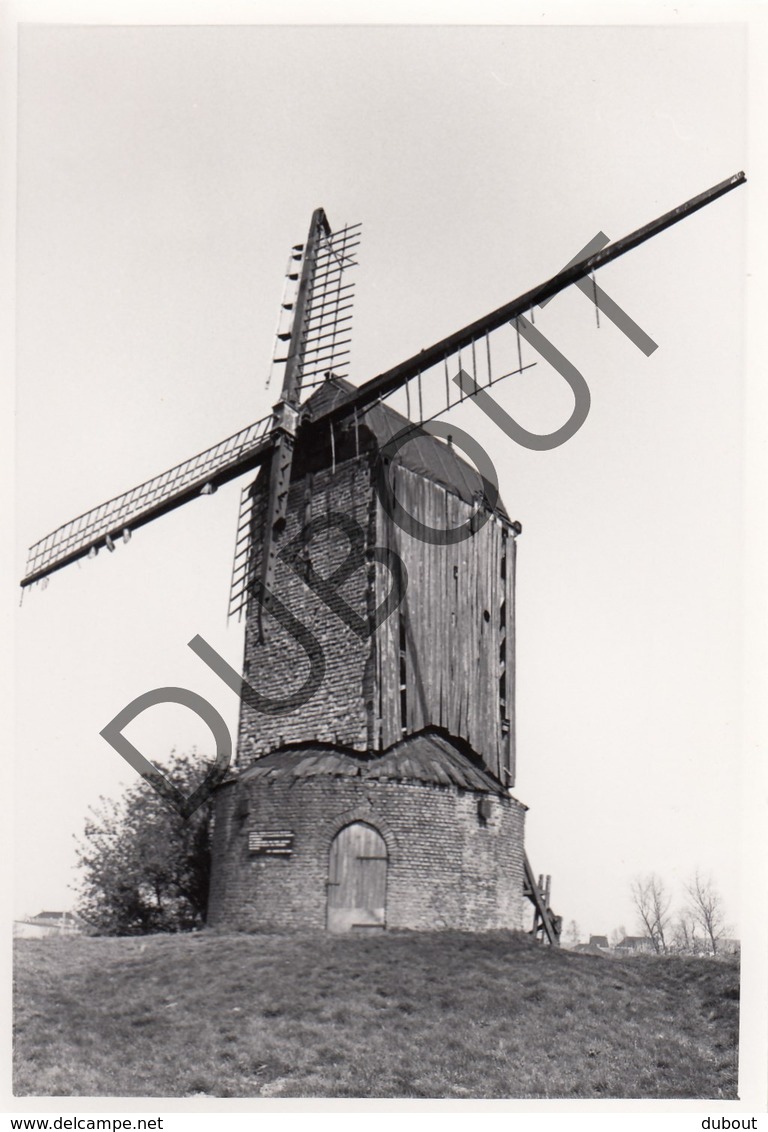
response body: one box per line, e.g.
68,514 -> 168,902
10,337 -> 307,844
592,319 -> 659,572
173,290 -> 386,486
22,216 -> 362,593
228,215 -> 362,620
21,173 -> 745,594
267,219 -> 361,395
228,480 -> 261,620
22,412 -> 276,587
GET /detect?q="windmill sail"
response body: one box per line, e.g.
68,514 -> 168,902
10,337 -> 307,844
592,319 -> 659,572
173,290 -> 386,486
22,212 -> 361,593
235,210 -> 361,626
21,411 -> 276,588
305,172 -> 746,436
267,216 -> 361,395
228,480 -> 262,621
22,172 -> 744,594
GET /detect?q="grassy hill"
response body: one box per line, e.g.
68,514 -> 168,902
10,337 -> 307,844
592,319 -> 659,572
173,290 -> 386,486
14,931 -> 738,1099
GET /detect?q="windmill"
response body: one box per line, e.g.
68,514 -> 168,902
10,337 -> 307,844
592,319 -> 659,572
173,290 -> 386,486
22,173 -> 745,939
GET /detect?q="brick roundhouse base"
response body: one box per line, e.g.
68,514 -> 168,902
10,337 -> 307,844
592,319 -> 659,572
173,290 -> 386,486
208,733 -> 527,933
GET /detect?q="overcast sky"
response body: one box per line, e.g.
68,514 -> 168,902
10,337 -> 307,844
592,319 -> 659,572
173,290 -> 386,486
11,14 -> 757,959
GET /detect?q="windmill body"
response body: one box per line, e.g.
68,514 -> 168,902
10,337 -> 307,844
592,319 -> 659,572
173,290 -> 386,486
208,376 -> 528,932
21,177 -> 743,938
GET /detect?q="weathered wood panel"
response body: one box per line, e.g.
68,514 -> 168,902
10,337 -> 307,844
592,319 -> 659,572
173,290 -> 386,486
374,464 -> 516,784
505,532 -> 516,785
327,822 -> 388,932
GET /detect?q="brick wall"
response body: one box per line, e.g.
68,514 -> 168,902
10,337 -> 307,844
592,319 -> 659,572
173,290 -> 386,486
208,774 -> 526,932
236,455 -> 376,762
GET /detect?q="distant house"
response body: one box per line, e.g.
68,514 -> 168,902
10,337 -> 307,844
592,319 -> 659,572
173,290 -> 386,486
615,935 -> 654,954
573,935 -> 611,955
13,911 -> 82,939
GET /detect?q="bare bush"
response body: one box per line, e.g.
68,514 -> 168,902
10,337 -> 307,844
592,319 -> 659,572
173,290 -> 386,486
686,871 -> 729,956
631,874 -> 671,954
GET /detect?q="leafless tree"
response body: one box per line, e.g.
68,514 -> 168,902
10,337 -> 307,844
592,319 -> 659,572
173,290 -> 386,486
564,919 -> 581,947
631,874 -> 672,954
686,871 -> 728,955
609,925 -> 627,949
672,913 -> 699,954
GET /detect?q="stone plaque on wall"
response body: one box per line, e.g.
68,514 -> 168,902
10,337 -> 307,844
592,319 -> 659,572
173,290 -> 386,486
248,829 -> 295,857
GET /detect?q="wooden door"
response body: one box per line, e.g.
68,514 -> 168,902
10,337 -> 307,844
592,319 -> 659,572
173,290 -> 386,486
327,822 -> 388,932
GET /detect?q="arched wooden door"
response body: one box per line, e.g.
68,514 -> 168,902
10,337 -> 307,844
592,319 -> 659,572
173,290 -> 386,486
327,822 -> 388,932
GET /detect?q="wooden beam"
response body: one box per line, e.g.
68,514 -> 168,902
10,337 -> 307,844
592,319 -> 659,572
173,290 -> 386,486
21,433 -> 275,587
523,853 -> 561,947
279,207 -> 331,408
309,172 -> 746,430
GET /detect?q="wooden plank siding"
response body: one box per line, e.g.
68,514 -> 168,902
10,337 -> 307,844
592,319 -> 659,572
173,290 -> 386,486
374,463 -> 516,784
505,532 -> 516,786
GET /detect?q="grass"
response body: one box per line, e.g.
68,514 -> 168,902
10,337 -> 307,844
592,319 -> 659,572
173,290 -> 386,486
14,930 -> 739,1099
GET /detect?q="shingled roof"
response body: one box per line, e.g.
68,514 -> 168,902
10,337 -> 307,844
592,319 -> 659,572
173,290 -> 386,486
300,375 -> 509,518
239,730 -> 508,795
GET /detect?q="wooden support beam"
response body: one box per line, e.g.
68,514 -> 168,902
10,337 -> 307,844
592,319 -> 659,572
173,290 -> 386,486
523,853 -> 561,947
